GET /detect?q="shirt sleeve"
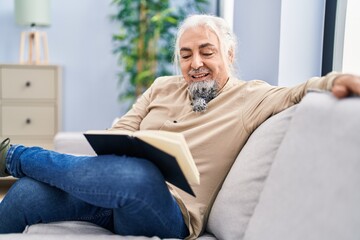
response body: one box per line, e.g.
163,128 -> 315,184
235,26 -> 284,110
243,71 -> 341,134
110,81 -> 155,132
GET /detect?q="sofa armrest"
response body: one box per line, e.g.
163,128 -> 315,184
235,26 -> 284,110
54,132 -> 96,156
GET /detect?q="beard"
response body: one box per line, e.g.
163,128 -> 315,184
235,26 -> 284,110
188,79 -> 219,112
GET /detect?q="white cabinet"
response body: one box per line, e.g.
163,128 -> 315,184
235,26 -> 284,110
0,64 -> 61,150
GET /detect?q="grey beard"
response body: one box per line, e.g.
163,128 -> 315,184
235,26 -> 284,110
188,80 -> 219,112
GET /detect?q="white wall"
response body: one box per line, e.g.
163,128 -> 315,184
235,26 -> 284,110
278,0 -> 326,86
233,0 -> 326,86
233,0 -> 282,85
342,0 -> 360,75
0,0 -> 121,132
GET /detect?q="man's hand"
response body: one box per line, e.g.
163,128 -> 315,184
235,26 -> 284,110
332,74 -> 360,98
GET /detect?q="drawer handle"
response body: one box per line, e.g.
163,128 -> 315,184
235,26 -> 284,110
25,81 -> 31,87
26,118 -> 31,124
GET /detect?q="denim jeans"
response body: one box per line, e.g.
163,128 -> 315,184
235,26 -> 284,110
0,145 -> 189,238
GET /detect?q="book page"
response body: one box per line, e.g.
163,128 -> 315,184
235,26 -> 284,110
85,129 -> 200,185
135,130 -> 200,185
86,129 -> 134,135
84,129 -> 198,195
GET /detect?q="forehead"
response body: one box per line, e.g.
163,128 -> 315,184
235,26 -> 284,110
179,26 -> 220,49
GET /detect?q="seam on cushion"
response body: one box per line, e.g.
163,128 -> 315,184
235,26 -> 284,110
241,104 -> 299,236
23,225 -> 30,234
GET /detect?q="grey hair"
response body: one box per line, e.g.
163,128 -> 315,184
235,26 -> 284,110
174,14 -> 237,77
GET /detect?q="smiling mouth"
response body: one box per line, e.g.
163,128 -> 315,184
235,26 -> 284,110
191,73 -> 210,80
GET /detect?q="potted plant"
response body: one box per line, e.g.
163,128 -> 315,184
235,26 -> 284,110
111,0 -> 208,103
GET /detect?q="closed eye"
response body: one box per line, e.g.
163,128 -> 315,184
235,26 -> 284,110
203,53 -> 213,56
181,55 -> 191,59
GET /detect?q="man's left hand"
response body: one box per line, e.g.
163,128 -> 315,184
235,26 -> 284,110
332,74 -> 360,98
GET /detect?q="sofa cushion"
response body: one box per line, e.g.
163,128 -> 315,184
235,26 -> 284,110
207,104 -> 297,240
23,221 -> 114,235
20,221 -> 168,239
0,233 -> 162,240
243,92 -> 360,240
54,132 -> 96,156
21,221 -> 216,239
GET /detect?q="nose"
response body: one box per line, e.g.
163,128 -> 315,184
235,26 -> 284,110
191,53 -> 203,69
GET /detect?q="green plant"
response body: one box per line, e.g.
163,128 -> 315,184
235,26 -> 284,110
111,0 -> 208,102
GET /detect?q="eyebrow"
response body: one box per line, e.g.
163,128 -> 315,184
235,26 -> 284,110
199,43 -> 216,49
180,43 -> 216,52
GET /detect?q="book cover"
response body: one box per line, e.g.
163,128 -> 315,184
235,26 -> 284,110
84,130 -> 199,196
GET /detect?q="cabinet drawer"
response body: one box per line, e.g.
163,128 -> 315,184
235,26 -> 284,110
1,68 -> 56,99
1,106 -> 55,136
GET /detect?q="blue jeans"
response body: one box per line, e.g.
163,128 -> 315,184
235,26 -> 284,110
0,145 -> 189,238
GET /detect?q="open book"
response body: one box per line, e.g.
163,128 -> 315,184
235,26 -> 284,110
84,130 -> 200,196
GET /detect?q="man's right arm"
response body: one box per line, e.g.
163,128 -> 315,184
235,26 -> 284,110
110,83 -> 153,132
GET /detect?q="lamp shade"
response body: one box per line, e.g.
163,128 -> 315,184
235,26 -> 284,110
15,0 -> 51,27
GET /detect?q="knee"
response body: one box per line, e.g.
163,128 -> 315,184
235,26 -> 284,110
0,177 -> 65,232
124,157 -> 165,186
5,178 -> 38,201
2,177 -> 58,212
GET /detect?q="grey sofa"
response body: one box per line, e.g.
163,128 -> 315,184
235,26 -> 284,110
1,91 -> 360,240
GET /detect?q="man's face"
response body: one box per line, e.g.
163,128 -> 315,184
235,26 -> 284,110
179,26 -> 229,89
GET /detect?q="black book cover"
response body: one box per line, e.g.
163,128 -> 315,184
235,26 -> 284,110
84,133 -> 195,196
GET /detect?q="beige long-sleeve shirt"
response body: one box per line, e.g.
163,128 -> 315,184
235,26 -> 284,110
111,73 -> 338,239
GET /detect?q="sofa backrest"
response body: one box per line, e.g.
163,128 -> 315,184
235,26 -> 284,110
207,92 -> 360,240
243,92 -> 360,240
206,101 -> 297,239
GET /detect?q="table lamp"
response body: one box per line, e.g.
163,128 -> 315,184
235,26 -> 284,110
15,0 -> 51,65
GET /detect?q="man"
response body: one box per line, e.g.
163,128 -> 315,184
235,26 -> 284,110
0,14 -> 360,239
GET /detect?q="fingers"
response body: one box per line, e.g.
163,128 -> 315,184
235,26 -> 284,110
332,74 -> 360,98
332,85 -> 349,99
